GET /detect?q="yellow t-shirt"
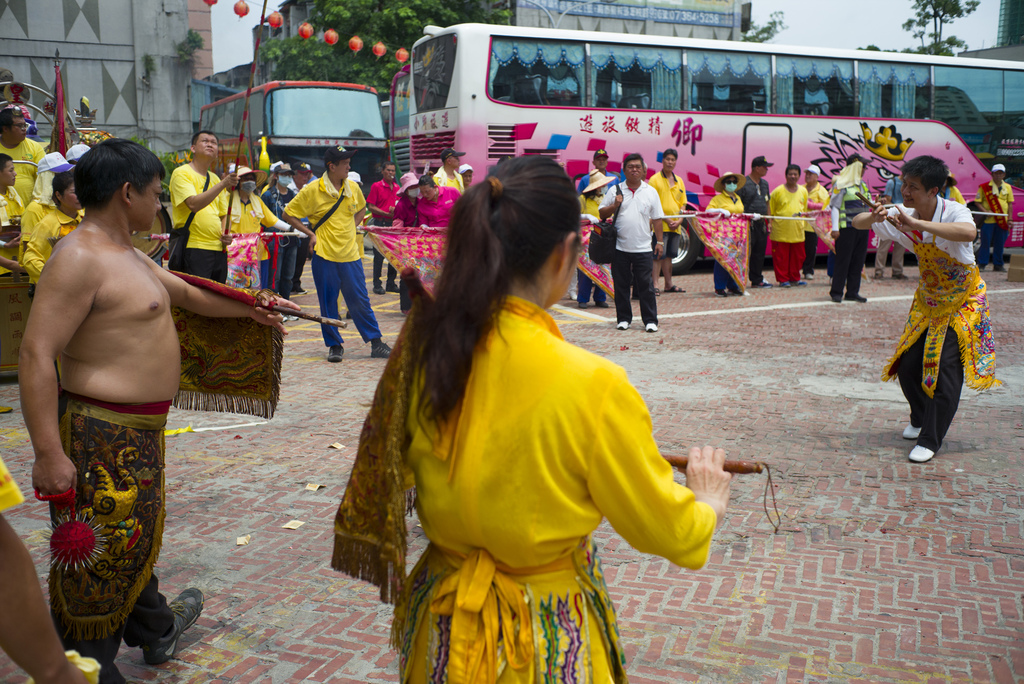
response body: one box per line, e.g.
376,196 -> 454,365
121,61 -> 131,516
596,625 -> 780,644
0,187 -> 25,274
285,174 -> 365,263
0,137 -> 45,205
706,192 -> 743,213
169,164 -> 228,251
946,186 -> 966,205
226,191 -> 280,261
23,209 -> 82,283
804,183 -> 830,233
768,184 -> 809,243
647,170 -> 687,234
433,168 -> 465,193
579,193 -> 601,217
0,454 -> 24,512
19,201 -> 54,263
405,296 -> 717,569
975,181 -> 1014,224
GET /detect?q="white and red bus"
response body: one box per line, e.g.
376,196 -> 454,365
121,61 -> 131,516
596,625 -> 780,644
406,23 -> 1024,271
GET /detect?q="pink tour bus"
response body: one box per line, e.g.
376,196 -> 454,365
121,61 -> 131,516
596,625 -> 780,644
400,23 -> 1024,272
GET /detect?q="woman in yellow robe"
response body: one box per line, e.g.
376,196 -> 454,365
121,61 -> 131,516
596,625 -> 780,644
332,156 -> 732,683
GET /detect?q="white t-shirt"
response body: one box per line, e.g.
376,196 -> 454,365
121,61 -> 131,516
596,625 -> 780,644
599,181 -> 664,253
868,198 -> 976,265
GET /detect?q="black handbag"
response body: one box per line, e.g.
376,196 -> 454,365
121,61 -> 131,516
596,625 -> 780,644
588,183 -> 623,265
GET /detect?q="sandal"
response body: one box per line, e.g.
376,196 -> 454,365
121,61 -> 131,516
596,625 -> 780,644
665,286 -> 684,293
654,288 -> 661,296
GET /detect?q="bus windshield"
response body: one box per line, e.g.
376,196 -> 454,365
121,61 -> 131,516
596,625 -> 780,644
270,87 -> 385,139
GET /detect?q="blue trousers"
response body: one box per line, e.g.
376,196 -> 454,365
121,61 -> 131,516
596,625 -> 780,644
977,223 -> 1007,267
713,261 -> 740,291
576,272 -> 606,303
311,255 -> 382,347
260,259 -> 275,291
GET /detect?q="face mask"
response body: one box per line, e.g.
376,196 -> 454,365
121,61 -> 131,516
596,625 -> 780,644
408,189 -> 420,199
241,181 -> 257,193
724,182 -> 738,193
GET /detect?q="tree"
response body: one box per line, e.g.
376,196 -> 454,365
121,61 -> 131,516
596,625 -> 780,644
261,0 -> 510,94
900,0 -> 979,56
742,11 -> 787,43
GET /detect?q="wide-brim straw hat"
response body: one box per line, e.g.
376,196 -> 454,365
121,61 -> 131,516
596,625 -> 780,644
234,165 -> 268,189
713,171 -> 746,194
582,171 -> 614,195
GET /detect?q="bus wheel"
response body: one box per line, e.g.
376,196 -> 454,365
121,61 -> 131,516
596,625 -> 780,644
671,220 -> 702,275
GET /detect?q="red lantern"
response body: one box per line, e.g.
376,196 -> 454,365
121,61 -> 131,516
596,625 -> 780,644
203,0 -> 217,6
324,29 -> 339,45
372,41 -> 387,58
297,22 -> 314,39
395,47 -> 409,63
233,0 -> 249,17
267,11 -> 283,28
349,35 -> 363,53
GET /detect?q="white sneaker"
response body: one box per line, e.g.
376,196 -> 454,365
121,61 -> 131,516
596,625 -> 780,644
908,446 -> 936,463
616,321 -> 630,330
645,323 -> 658,333
902,424 -> 921,440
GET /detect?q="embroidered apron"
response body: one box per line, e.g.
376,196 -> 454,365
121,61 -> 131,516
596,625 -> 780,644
883,236 -> 999,396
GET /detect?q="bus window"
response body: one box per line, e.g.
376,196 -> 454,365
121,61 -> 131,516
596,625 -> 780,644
934,66 -> 1003,154
489,39 -> 586,107
414,34 -> 457,112
249,92 -> 264,136
269,87 -> 385,139
687,51 -> 770,114
774,56 -> 854,117
858,63 -> 930,119
589,45 -> 681,110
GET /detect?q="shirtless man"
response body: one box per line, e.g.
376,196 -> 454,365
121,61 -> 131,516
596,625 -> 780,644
20,138 -> 298,684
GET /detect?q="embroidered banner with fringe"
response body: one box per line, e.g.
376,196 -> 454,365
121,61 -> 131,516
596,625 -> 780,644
226,233 -> 261,289
579,223 -> 614,297
692,213 -> 750,292
805,209 -> 836,253
364,226 -> 447,294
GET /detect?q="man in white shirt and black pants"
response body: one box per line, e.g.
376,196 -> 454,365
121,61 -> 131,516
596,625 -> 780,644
599,153 -> 666,332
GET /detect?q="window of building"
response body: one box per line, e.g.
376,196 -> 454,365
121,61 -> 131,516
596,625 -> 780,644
489,39 -> 586,106
687,51 -> 771,113
774,56 -> 854,116
858,62 -> 929,119
589,44 -> 682,110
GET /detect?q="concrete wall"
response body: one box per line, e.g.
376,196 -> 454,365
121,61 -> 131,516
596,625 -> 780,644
188,0 -> 215,80
0,0 -> 194,152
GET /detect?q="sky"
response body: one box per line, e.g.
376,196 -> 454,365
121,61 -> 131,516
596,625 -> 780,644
211,0 -> 1003,74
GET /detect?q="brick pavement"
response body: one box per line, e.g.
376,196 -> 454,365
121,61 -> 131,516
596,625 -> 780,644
1,258 -> 1021,683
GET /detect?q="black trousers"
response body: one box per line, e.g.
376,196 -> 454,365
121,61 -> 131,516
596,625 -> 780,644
896,328 -> 964,452
56,573 -> 174,684
803,231 -> 818,274
612,249 -> 657,326
829,227 -> 869,298
182,247 -> 227,284
373,248 -> 397,287
748,221 -> 768,285
293,236 -> 311,289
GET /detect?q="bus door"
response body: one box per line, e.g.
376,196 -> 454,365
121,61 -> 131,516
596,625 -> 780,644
742,123 -> 792,186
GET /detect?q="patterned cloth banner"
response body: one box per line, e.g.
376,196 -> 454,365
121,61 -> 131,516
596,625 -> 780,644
579,223 -> 614,297
226,233 -> 261,289
804,209 -> 836,253
364,226 -> 448,294
691,213 -> 750,292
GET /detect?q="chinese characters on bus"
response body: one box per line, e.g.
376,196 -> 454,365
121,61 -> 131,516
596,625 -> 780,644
578,114 -> 702,155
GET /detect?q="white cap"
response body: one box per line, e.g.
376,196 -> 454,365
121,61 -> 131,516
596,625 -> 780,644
348,171 -> 361,184
270,161 -> 284,172
992,163 -> 1006,173
458,163 -> 473,174
805,164 -> 822,176
37,152 -> 72,174
65,144 -> 91,162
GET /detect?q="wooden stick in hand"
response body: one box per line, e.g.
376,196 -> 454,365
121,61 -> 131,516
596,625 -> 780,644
663,454 -> 764,474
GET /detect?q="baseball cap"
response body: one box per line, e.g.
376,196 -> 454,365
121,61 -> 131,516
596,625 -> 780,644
65,144 -> 91,163
458,163 -> 473,174
805,164 -> 822,175
348,171 -> 361,184
992,163 -> 1006,173
593,149 -> 609,159
294,162 -> 313,174
270,161 -> 293,174
751,156 -> 773,168
37,152 -> 73,174
440,148 -> 466,162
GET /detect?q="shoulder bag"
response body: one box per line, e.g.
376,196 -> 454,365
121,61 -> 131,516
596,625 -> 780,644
588,183 -> 624,265
167,172 -> 210,271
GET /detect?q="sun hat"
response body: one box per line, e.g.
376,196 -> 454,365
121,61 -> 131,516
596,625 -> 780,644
582,170 -> 614,195
233,165 -> 268,189
713,171 -> 747,194
398,171 -> 419,194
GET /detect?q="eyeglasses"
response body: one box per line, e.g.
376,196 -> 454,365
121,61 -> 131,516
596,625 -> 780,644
625,165 -> 644,171
11,123 -> 29,131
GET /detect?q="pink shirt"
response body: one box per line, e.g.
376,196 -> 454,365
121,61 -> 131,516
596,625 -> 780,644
417,186 -> 460,227
366,179 -> 400,217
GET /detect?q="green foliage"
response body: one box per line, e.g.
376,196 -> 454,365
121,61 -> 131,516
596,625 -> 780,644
261,0 -> 510,93
900,0 -> 979,55
742,11 -> 787,43
141,54 -> 157,84
177,29 -> 205,64
859,45 -> 883,52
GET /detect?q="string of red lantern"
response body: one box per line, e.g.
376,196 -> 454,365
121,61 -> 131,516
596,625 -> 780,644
233,0 -> 249,17
203,0 -> 217,6
267,11 -> 283,28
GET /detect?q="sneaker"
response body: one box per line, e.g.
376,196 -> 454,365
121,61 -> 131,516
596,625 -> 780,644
142,588 -> 204,665
578,301 -> 589,309
908,446 -> 936,463
804,273 -> 815,280
373,285 -> 386,295
779,282 -> 792,288
645,323 -> 658,333
844,294 -> 868,303
386,282 -> 400,293
594,301 -> 609,308
370,339 -> 392,358
903,424 -> 922,440
293,286 -> 307,295
794,280 -> 808,287
892,273 -> 908,280
714,289 -> 728,297
752,281 -> 773,289
327,345 -> 345,362
831,295 -> 843,303
993,265 -> 1005,272
616,321 -> 630,330
727,289 -> 743,296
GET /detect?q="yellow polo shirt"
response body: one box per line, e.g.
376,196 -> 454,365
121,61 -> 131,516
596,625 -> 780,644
647,171 -> 687,234
804,183 -> 830,233
226,191 -> 280,261
285,173 -> 365,263
0,187 -> 25,274
707,192 -> 743,214
432,168 -> 465,193
169,164 -> 228,251
23,208 -> 83,283
975,181 -> 1014,225
1,137 -> 45,205
768,184 -> 808,243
